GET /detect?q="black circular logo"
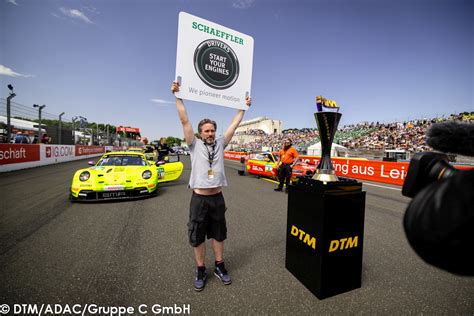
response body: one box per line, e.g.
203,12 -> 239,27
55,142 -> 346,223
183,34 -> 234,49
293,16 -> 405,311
194,39 -> 239,90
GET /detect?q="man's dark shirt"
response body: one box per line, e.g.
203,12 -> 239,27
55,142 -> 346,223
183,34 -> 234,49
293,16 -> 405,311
157,143 -> 173,161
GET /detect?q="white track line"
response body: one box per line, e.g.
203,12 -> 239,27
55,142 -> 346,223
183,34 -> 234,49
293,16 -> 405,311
362,182 -> 401,191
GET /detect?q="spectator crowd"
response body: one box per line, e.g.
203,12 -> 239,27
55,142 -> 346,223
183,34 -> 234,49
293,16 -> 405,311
230,112 -> 473,154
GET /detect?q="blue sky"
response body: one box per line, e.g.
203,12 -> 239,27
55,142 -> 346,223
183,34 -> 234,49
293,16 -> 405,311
1,0 -> 472,141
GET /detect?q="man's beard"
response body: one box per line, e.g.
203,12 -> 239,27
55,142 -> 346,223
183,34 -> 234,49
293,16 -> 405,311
204,137 -> 215,145
284,144 -> 291,150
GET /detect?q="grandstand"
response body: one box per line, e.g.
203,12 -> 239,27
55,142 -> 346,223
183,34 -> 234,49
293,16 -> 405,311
231,117 -> 282,150
229,112 -> 474,163
235,116 -> 282,135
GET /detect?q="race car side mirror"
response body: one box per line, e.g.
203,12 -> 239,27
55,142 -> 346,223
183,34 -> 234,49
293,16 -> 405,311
88,161 -> 95,166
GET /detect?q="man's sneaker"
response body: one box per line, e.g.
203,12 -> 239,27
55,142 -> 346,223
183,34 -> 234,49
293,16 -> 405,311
214,262 -> 232,285
274,187 -> 283,191
194,267 -> 207,291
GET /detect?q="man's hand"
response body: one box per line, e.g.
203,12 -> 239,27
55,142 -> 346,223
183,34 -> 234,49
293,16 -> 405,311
245,96 -> 252,108
171,81 -> 180,94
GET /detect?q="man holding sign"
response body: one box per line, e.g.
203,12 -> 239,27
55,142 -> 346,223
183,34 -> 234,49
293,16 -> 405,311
171,81 -> 251,291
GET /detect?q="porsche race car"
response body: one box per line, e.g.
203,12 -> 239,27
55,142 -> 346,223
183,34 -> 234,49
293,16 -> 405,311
70,151 -> 183,201
243,152 -> 316,182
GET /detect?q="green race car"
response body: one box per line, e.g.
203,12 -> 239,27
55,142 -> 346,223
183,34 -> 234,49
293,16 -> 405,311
70,151 -> 183,201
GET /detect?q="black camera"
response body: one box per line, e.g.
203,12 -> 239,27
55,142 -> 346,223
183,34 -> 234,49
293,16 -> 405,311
402,120 -> 473,197
402,120 -> 474,276
401,152 -> 458,198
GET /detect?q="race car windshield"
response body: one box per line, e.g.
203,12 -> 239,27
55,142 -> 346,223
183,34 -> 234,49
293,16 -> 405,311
97,156 -> 146,166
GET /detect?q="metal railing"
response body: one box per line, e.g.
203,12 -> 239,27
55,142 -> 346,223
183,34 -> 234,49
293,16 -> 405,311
0,97 -> 126,145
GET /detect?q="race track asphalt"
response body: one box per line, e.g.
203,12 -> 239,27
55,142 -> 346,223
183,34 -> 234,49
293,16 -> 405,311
1,156 -> 473,315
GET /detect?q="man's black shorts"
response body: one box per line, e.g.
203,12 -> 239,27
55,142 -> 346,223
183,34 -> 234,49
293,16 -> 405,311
188,192 -> 227,247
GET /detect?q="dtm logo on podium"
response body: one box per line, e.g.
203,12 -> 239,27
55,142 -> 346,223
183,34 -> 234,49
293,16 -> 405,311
175,12 -> 254,110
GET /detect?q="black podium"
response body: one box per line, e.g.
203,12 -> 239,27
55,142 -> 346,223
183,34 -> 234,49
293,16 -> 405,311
285,177 -> 366,299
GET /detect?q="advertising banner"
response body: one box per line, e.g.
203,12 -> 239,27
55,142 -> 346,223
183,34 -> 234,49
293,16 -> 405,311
299,156 -> 409,186
225,152 -> 473,186
0,144 -> 40,165
175,12 -> 254,110
75,146 -> 105,157
224,151 -> 246,160
116,126 -> 140,133
43,145 -> 75,163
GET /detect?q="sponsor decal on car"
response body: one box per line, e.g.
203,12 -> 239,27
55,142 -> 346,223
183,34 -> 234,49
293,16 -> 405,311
104,185 -> 124,191
157,167 -> 165,178
251,165 -> 263,172
101,191 -> 127,198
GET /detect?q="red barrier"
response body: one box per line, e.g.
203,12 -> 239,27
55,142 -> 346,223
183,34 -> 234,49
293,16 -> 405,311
0,144 -> 40,165
224,151 -> 473,186
75,145 -> 105,156
224,151 -> 245,161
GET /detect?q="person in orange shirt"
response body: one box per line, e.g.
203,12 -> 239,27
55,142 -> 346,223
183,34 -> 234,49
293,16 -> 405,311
275,138 -> 299,193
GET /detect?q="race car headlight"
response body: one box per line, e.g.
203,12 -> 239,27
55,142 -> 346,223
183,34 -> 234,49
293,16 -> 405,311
142,170 -> 152,179
79,171 -> 90,181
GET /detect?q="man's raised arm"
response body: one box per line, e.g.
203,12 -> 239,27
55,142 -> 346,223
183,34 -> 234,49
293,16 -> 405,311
171,81 -> 194,146
223,96 -> 252,146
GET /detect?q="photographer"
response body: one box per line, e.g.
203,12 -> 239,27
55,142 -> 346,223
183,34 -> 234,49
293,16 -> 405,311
402,121 -> 474,276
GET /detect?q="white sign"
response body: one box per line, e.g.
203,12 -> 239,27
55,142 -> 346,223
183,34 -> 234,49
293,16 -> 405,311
175,12 -> 254,110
